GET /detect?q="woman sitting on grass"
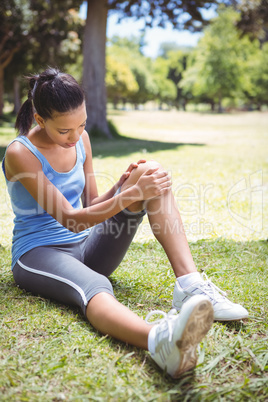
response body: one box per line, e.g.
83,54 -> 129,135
2,68 -> 248,378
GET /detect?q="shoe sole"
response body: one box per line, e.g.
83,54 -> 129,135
173,299 -> 214,378
215,317 -> 248,322
173,303 -> 248,323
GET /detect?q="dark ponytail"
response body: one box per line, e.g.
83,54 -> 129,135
15,77 -> 36,136
15,67 -> 85,136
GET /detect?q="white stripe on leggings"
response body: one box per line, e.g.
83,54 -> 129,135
17,259 -> 88,306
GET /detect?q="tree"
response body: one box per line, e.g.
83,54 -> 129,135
237,0 -> 268,44
106,36 -> 158,107
165,48 -> 192,110
152,57 -> 177,109
180,7 -> 251,111
128,58 -> 158,107
1,0 -> 83,116
106,55 -> 138,108
245,42 -> 268,108
0,0 -> 27,115
82,0 -> 227,137
27,1 -> 83,68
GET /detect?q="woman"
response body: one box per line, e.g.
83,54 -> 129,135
2,68 -> 248,378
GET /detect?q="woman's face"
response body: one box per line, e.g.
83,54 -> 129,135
35,102 -> 87,148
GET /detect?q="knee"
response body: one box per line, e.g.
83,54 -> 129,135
123,160 -> 163,188
137,160 -> 162,174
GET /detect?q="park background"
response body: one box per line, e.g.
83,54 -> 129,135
0,1 -> 268,400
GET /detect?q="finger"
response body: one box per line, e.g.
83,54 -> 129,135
137,159 -> 146,164
120,171 -> 130,182
127,163 -> 138,173
160,186 -> 172,195
159,179 -> 172,191
157,177 -> 172,187
154,170 -> 169,178
143,167 -> 159,176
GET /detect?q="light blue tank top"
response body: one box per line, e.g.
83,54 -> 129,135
2,135 -> 91,269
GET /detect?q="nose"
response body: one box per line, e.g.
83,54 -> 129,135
69,130 -> 80,143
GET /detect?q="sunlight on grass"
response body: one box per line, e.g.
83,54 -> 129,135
94,111 -> 268,243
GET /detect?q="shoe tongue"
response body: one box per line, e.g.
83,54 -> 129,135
177,272 -> 202,289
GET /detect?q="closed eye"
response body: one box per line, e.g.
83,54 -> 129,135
58,121 -> 86,135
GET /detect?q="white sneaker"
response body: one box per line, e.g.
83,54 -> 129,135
172,272 -> 249,321
147,295 -> 214,378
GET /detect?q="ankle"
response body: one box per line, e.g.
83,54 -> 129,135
174,266 -> 197,278
177,272 -> 202,289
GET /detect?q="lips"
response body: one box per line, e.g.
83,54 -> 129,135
67,142 -> 77,147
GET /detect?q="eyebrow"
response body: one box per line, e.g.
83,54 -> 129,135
57,119 -> 87,131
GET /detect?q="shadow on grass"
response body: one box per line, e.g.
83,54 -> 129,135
91,136 -> 205,159
0,112 -> 205,160
0,138 -> 205,163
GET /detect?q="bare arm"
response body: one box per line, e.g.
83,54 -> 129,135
81,131 -> 146,207
5,140 -> 167,233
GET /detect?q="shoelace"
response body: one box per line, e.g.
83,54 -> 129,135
199,272 -> 227,302
145,309 -> 177,342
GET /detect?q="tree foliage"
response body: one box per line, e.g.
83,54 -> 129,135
107,0 -> 222,31
0,0 -> 28,114
152,57 -> 177,107
180,7 -> 260,111
106,55 -> 138,107
0,0 -> 83,115
164,48 -> 192,109
27,0 -> 83,68
237,0 -> 268,43
107,36 -> 157,107
245,42 -> 268,107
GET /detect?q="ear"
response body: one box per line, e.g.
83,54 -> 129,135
34,113 -> 45,128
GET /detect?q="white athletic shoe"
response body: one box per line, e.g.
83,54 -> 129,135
172,272 -> 249,321
147,295 -> 214,378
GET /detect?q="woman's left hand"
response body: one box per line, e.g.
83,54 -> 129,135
117,159 -> 146,188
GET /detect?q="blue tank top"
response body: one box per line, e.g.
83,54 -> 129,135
2,135 -> 91,269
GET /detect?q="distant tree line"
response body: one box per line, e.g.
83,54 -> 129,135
104,8 -> 268,112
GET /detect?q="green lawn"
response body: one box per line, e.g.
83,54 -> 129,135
0,111 -> 267,401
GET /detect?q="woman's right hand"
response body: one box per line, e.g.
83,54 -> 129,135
134,167 -> 172,200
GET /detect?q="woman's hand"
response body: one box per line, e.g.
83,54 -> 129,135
134,167 -> 172,200
117,159 -> 146,188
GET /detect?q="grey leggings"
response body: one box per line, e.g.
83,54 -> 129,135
13,208 -> 145,316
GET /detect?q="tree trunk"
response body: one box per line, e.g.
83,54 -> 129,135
210,101 -> 215,111
82,0 -> 112,138
113,97 -> 118,110
13,76 -> 21,114
122,98 -> 126,110
0,66 -> 4,116
218,94 -> 223,113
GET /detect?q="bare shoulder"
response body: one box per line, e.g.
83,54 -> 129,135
5,139 -> 42,180
81,130 -> 93,157
81,130 -> 91,149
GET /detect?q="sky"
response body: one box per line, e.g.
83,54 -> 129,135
79,3 -> 216,58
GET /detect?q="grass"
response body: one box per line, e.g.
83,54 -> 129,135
0,110 -> 268,401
